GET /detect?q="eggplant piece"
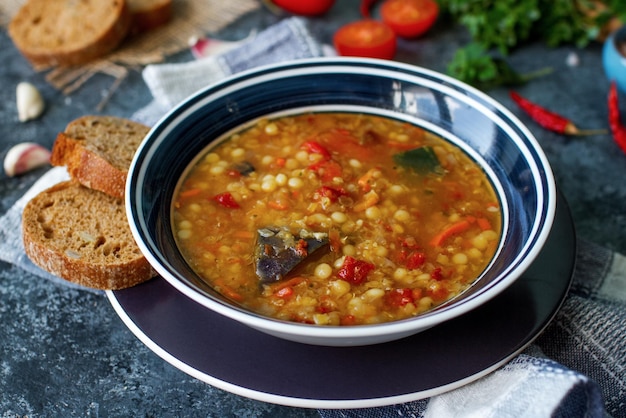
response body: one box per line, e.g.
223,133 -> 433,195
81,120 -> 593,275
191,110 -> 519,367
255,227 -> 329,283
232,161 -> 255,176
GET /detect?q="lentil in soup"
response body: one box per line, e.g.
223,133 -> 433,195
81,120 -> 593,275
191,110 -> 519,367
173,112 -> 501,325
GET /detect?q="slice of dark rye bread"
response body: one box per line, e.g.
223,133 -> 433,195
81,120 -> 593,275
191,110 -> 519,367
22,181 -> 156,290
8,0 -> 132,68
9,0 -> 173,68
50,116 -> 151,199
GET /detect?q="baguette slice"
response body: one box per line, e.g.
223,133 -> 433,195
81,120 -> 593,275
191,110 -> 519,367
129,0 -> 173,33
51,116 -> 150,199
22,181 -> 155,290
8,0 -> 132,68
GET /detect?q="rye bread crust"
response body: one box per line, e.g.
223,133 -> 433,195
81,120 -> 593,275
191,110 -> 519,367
22,181 -> 155,290
129,0 -> 173,33
50,116 -> 150,199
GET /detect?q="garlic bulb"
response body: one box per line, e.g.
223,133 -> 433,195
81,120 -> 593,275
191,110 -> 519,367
16,82 -> 45,122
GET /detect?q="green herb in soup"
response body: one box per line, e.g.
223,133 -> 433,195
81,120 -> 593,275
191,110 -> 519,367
173,113 -> 501,325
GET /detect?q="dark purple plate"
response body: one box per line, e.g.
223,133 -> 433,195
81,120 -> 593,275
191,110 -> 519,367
107,192 -> 574,409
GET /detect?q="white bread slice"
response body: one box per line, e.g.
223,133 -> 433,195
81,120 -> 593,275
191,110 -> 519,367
8,0 -> 132,68
50,116 -> 150,199
22,180 -> 155,290
129,0 -> 173,33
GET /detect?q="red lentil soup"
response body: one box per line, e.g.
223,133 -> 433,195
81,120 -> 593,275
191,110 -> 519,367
173,112 -> 501,325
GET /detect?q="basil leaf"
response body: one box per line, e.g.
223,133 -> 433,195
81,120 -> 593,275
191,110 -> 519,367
393,146 -> 442,175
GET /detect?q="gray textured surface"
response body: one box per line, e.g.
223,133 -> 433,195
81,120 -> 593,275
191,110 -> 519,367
1,2 -> 625,416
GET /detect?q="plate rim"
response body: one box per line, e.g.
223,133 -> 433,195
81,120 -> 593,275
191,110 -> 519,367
107,192 -> 574,409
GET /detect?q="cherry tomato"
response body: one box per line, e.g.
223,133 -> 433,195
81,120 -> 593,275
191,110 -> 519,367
380,0 -> 439,39
271,0 -> 335,16
333,20 -> 397,60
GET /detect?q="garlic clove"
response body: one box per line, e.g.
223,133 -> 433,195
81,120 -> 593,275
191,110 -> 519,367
16,82 -> 45,122
566,52 -> 580,67
189,30 -> 257,59
4,142 -> 51,177
190,37 -> 243,59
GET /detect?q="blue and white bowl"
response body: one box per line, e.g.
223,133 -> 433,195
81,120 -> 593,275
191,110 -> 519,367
126,58 -> 556,346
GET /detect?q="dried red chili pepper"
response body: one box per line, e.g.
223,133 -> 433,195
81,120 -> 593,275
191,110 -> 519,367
608,81 -> 626,155
510,91 -> 605,136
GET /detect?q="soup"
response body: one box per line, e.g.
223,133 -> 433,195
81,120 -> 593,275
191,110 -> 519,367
173,113 -> 501,325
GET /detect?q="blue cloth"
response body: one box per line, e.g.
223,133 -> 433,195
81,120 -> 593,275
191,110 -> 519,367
319,352 -> 605,417
134,17 -> 326,126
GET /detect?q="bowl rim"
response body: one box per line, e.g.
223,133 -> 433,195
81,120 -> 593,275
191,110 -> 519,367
127,57 -> 557,341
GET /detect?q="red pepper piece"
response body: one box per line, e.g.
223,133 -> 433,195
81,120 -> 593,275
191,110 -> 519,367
213,192 -> 240,208
428,286 -> 449,301
321,129 -> 376,161
308,159 -> 343,182
275,286 -> 294,298
337,256 -> 375,284
510,91 -> 605,136
431,267 -> 443,281
386,288 -> 414,307
340,314 -> 357,325
301,140 -> 331,160
316,297 -> 334,313
608,81 -> 626,155
405,251 -> 426,269
313,185 -> 348,203
329,229 -> 342,252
